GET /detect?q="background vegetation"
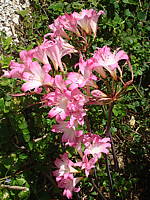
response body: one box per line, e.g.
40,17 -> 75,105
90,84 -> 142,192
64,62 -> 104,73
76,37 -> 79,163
0,0 -> 149,199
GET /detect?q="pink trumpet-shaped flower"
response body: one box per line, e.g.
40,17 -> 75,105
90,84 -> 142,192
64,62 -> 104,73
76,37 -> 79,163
21,62 -> 53,92
44,88 -> 71,121
42,37 -> 77,72
31,45 -> 50,65
56,14 -> 80,36
58,174 -> 82,199
2,54 -> 53,92
73,9 -> 105,37
19,50 -> 34,65
52,120 -> 83,147
2,49 -> 34,79
93,46 -> 129,80
49,20 -> 70,40
43,82 -> 87,125
53,153 -> 78,181
66,57 -> 97,90
2,61 -> 26,79
83,133 -> 111,160
81,155 -> 97,177
49,13 -> 80,38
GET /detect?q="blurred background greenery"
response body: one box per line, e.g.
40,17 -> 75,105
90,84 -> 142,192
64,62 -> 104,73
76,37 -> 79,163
0,0 -> 149,199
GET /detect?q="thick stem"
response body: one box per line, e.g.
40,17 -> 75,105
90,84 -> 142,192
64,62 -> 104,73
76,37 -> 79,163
105,103 -> 119,171
108,130 -> 119,170
105,154 -> 113,191
105,103 -> 114,136
104,103 -> 119,198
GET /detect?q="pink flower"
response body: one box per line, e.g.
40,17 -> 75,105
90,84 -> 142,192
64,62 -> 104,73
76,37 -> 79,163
43,87 -> 87,125
2,61 -> 25,79
52,120 -> 83,147
21,62 -> 53,92
2,55 -> 53,93
81,155 -> 97,177
83,134 -> 111,159
31,45 -> 50,65
49,20 -> 70,40
66,72 -> 86,90
57,174 -> 82,199
53,153 -> 82,199
89,90 -> 112,105
53,153 -> 78,181
2,49 -> 35,79
54,74 -> 67,91
68,88 -> 87,126
93,46 -> 129,80
66,57 -> 97,90
73,9 -> 105,37
42,37 -> 77,72
44,89 -> 71,121
19,50 -> 34,65
49,13 -> 80,38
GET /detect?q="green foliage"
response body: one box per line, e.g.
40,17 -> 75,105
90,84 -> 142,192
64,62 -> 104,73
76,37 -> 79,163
0,0 -> 149,199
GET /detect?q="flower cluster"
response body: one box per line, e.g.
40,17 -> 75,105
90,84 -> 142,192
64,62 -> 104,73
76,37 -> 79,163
52,132 -> 110,199
2,9 -> 133,199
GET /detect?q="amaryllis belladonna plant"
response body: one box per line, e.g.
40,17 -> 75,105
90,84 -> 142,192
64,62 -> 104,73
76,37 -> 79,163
2,9 -> 133,199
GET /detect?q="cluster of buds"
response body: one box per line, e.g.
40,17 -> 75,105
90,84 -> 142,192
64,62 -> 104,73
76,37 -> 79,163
2,9 -> 133,199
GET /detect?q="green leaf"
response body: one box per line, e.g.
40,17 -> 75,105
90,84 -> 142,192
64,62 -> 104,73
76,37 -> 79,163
48,2 -> 64,11
19,154 -> 28,160
16,178 -> 26,186
18,190 -> 30,199
28,141 -> 33,150
137,11 -> 147,21
2,190 -> 10,199
3,37 -> 12,48
91,191 -> 98,195
3,157 -> 13,169
17,10 -> 29,17
113,14 -> 122,26
18,120 -> 28,130
124,9 -> 134,17
0,98 -> 4,111
72,2 -> 84,9
0,78 -> 12,86
122,0 -> 138,5
23,133 -> 30,142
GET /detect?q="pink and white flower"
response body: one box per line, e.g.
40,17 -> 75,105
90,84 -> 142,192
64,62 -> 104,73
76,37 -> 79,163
43,86 -> 87,125
53,153 -> 78,181
2,54 -> 53,92
80,155 -> 97,177
83,133 -> 111,160
41,37 -> 77,72
21,62 -> 53,92
66,57 -> 97,90
2,61 -> 26,79
93,46 -> 129,80
57,174 -> 82,199
43,88 -> 71,121
49,20 -> 70,40
49,13 -> 80,38
52,120 -> 83,147
73,9 -> 105,37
